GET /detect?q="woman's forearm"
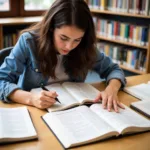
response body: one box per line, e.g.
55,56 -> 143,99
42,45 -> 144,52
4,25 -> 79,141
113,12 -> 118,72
8,89 -> 56,109
8,89 -> 33,106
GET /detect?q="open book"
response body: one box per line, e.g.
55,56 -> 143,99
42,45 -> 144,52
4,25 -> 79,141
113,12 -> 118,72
31,82 -> 100,112
0,107 -> 37,143
130,101 -> 150,118
42,104 -> 150,149
123,83 -> 150,100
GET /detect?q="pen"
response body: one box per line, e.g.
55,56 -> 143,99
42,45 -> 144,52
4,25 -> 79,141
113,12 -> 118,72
41,86 -> 61,104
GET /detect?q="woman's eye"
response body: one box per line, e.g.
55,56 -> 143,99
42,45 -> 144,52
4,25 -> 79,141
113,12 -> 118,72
75,39 -> 81,43
75,40 -> 81,43
61,37 -> 68,41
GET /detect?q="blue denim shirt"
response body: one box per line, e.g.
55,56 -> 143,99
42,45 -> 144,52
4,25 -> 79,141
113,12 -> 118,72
0,32 -> 126,102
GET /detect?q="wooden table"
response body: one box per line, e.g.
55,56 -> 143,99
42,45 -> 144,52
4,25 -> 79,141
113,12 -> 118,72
0,74 -> 150,150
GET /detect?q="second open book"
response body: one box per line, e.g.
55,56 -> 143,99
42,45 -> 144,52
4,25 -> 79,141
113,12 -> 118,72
124,83 -> 150,100
31,82 -> 100,112
42,104 -> 150,148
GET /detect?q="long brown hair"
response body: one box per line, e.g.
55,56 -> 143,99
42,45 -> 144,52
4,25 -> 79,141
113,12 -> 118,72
21,0 -> 97,80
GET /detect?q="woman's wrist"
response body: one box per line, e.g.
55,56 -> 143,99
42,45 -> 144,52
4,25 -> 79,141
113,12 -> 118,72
107,79 -> 121,92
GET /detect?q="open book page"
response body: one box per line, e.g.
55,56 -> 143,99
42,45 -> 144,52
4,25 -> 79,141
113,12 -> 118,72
124,83 -> 150,100
131,101 -> 150,118
0,107 -> 37,142
43,106 -> 118,148
62,82 -> 100,103
31,83 -> 79,112
90,104 -> 150,134
46,83 -> 81,112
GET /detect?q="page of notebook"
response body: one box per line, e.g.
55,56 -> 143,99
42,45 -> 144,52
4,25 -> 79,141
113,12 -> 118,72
46,83 -> 79,104
31,83 -> 79,112
62,82 -> 100,103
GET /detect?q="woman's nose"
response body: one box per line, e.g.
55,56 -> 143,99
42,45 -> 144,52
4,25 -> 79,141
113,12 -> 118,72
65,42 -> 74,50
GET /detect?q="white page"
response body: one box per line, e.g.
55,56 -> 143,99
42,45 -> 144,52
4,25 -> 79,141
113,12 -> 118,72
43,105 -> 117,148
43,112 -> 75,148
90,104 -> 150,134
0,107 -> 37,138
124,83 -> 150,100
46,83 -> 78,104
62,82 -> 100,103
131,101 -> 150,116
46,83 -> 79,112
31,83 -> 78,112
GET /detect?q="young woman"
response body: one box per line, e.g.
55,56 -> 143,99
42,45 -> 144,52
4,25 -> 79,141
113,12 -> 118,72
0,0 -> 126,112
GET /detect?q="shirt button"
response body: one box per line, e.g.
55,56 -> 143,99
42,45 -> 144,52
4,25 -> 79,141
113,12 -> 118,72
35,69 -> 38,72
40,83 -> 44,86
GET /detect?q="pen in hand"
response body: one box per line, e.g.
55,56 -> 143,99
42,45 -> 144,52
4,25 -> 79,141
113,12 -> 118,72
41,86 -> 61,104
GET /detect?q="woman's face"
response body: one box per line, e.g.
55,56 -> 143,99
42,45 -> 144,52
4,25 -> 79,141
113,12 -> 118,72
53,25 -> 85,55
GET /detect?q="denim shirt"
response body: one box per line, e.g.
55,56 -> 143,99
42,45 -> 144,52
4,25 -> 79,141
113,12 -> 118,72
0,32 -> 126,102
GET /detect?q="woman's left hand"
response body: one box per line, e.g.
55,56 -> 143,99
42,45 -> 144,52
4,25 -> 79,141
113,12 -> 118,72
94,79 -> 125,113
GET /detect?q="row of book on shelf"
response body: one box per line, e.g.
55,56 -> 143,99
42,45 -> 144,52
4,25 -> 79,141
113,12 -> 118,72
87,0 -> 150,16
1,82 -> 150,149
3,33 -> 18,48
2,34 -> 147,73
96,42 -> 146,71
93,16 -> 149,46
3,17 -> 148,48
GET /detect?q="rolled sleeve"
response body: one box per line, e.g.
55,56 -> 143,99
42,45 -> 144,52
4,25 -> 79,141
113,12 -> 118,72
92,51 -> 126,89
0,81 -> 20,103
0,33 -> 28,102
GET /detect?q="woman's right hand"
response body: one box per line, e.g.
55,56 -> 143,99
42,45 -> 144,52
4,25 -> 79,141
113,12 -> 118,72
30,90 -> 58,109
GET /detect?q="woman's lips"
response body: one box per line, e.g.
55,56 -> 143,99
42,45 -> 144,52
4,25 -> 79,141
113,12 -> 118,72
62,49 -> 70,54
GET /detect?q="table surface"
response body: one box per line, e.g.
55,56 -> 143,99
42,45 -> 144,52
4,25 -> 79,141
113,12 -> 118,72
0,74 -> 150,150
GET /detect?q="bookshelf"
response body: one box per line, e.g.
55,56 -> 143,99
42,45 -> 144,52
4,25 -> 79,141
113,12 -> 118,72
0,0 -> 150,75
86,0 -> 150,75
90,9 -> 150,19
0,16 -> 42,49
